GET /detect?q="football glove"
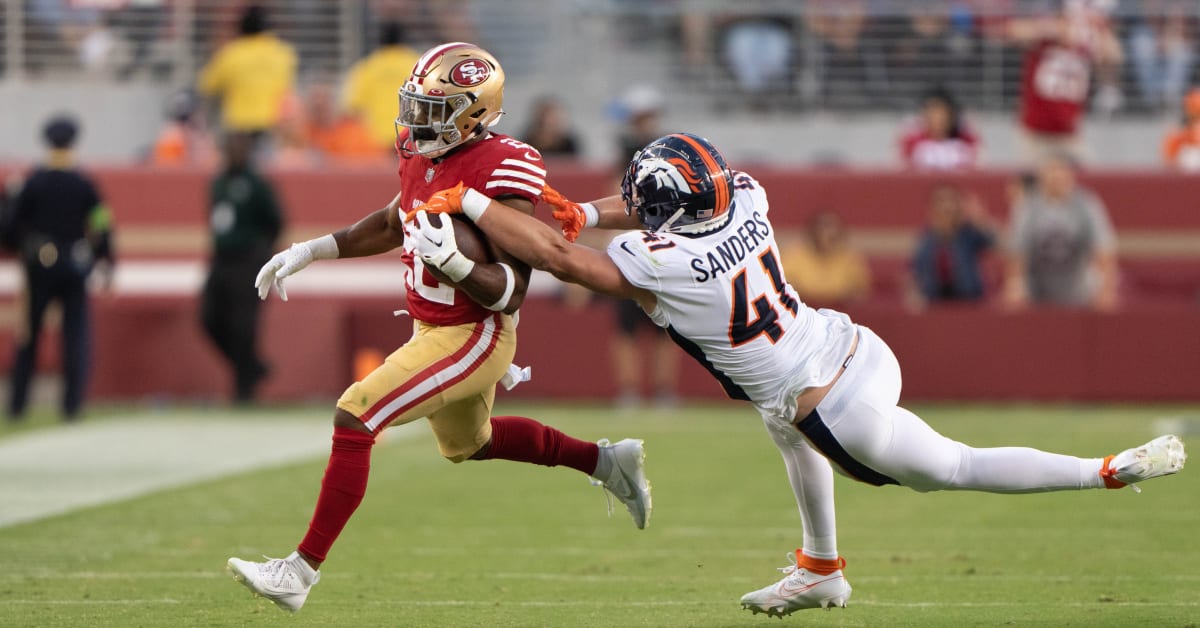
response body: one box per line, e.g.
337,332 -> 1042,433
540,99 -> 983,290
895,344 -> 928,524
542,185 -> 585,242
413,210 -> 475,282
404,182 -> 466,222
255,235 -> 338,301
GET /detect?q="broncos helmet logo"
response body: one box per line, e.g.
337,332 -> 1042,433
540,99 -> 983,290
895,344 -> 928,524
634,157 -> 702,197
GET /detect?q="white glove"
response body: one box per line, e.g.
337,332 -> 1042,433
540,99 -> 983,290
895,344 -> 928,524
255,234 -> 339,301
413,210 -> 475,282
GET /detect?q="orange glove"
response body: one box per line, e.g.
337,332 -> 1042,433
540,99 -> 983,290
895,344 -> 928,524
542,184 -> 584,242
404,182 -> 466,222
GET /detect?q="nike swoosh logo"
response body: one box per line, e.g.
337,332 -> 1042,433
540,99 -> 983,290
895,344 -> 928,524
525,152 -> 539,161
778,575 -> 840,596
604,476 -> 637,500
425,236 -> 443,247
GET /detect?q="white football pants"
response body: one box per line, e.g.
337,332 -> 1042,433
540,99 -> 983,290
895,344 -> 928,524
762,325 -> 1106,558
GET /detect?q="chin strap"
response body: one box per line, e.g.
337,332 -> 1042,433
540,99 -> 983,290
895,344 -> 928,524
655,207 -> 688,233
661,211 -> 735,235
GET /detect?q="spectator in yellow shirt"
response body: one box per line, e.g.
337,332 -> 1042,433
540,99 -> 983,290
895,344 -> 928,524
198,5 -> 297,136
781,210 -> 872,308
342,22 -> 420,150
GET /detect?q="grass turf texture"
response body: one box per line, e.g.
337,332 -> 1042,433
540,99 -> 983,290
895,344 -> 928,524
1,403 -> 1197,627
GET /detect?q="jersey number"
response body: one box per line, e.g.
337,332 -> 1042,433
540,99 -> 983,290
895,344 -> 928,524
403,223 -> 456,305
728,249 -> 798,347
409,257 -> 455,305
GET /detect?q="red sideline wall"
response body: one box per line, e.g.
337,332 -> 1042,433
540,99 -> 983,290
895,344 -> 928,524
75,296 -> 1200,403
1,164 -> 1198,403
40,164 -> 1200,229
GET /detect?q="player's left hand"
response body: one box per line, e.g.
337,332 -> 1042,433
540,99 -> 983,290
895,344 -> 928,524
543,185 -> 584,242
412,210 -> 475,282
404,182 -> 466,222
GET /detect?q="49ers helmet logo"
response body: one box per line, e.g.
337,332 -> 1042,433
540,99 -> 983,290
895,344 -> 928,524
450,59 -> 491,87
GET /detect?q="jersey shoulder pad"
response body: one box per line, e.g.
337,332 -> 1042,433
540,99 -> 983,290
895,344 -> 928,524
730,170 -> 769,215
606,230 -> 680,290
475,134 -> 546,202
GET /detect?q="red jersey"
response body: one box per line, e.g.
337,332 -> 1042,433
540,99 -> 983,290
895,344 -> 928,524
1019,40 -> 1091,135
397,133 -> 546,325
899,121 -> 979,170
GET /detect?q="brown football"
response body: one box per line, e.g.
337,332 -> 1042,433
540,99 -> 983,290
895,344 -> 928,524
424,214 -> 493,284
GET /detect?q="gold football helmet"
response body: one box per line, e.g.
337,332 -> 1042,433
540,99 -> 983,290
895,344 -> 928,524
396,42 -> 505,157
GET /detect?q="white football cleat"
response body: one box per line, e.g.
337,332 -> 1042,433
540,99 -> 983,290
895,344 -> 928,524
1102,435 -> 1186,491
227,551 -> 320,613
740,552 -> 851,617
592,438 -> 652,529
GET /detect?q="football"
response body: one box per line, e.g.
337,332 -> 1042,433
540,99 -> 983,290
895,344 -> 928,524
424,214 -> 494,284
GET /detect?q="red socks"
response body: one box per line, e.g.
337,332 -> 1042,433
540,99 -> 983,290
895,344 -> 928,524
298,426 -> 376,564
483,416 -> 599,475
296,418 -> 597,563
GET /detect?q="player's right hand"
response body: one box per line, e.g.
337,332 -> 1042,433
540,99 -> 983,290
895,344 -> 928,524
543,185 -> 584,242
254,242 -> 317,301
404,182 -> 466,222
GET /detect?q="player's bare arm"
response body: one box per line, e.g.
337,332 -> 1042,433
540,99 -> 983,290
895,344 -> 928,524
545,191 -> 640,241
442,196 -> 534,315
588,195 -> 643,230
255,192 -> 405,301
331,192 -> 407,258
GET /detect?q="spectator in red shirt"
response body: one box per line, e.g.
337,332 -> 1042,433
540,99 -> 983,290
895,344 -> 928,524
899,86 -> 979,170
1009,1 -> 1123,165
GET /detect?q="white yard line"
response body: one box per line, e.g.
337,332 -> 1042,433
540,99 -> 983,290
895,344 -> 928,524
0,413 -> 421,529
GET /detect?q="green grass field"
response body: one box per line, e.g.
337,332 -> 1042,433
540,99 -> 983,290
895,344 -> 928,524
2,402 -> 1198,627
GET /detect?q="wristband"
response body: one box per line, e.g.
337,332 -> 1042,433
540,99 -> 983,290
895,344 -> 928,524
461,188 -> 491,221
437,251 -> 476,283
485,262 -> 516,311
309,234 -> 340,260
579,202 -> 599,228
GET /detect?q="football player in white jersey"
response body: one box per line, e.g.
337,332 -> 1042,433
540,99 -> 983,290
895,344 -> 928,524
406,132 -> 1186,617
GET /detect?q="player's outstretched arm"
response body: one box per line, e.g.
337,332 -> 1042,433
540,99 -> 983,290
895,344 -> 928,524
256,192 -> 406,301
544,189 -> 640,241
412,187 -> 653,306
589,195 -> 643,230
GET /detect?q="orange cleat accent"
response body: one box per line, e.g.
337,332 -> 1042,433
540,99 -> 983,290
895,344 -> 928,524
1099,454 -> 1127,489
796,550 -> 846,576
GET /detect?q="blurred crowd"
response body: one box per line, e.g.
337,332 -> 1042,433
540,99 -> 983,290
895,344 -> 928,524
7,1 -> 1200,417
148,4 -> 449,168
659,0 -> 1196,114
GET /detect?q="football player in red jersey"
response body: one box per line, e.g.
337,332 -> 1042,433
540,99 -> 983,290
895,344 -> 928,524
225,43 -> 651,614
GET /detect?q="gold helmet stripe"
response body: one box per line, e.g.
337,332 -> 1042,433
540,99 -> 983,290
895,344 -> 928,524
412,41 -> 474,78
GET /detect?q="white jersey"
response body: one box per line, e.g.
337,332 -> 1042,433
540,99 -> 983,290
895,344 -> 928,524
607,171 -> 858,421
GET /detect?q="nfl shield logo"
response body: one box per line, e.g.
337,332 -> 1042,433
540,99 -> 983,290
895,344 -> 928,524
425,168 -> 435,183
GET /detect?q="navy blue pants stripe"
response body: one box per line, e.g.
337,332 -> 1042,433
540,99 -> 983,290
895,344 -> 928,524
795,409 -> 899,487
666,325 -> 750,401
